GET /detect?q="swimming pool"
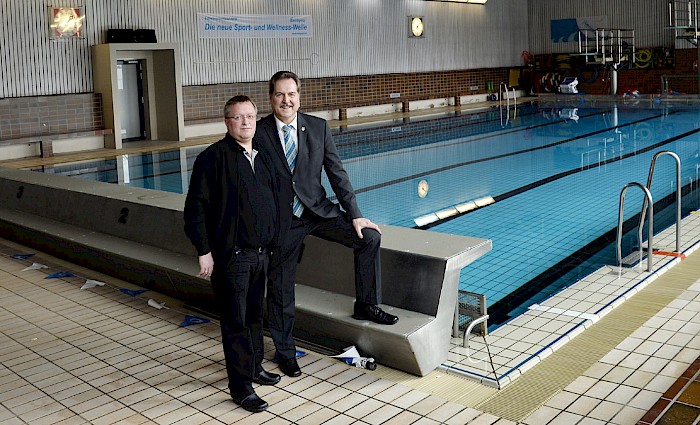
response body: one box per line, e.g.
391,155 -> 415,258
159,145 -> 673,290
38,101 -> 700,326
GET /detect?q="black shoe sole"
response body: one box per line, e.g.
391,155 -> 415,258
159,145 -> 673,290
232,396 -> 269,413
253,376 -> 281,386
352,313 -> 399,325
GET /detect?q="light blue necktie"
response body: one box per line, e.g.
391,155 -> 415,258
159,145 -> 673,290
283,125 -> 304,217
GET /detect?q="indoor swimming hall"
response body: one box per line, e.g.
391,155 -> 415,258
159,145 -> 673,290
2,99 -> 700,424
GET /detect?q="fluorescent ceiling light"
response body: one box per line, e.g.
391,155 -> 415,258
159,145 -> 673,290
431,0 -> 487,4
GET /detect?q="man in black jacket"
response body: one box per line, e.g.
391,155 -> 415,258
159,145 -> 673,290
256,71 -> 399,378
184,95 -> 280,413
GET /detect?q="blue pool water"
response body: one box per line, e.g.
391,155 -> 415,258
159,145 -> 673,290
38,102 -> 700,325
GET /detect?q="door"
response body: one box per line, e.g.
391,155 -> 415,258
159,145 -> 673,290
117,60 -> 146,141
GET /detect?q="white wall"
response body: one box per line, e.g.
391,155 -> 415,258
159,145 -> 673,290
0,0 -> 528,98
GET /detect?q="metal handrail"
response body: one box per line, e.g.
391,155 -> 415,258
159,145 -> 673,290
498,82 -> 516,108
639,151 -> 682,254
462,314 -> 500,389
617,182 -> 654,272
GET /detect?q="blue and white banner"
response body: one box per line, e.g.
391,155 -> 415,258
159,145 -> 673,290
551,16 -> 608,43
197,13 -> 313,39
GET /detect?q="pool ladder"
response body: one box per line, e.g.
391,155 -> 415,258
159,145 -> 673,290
498,82 -> 517,127
616,151 -> 681,272
498,82 -> 516,107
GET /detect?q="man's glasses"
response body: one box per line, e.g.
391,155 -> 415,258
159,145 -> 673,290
225,114 -> 257,121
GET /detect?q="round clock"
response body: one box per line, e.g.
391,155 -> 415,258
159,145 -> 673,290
411,17 -> 424,37
418,180 -> 429,198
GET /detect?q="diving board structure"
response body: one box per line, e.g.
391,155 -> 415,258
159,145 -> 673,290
574,28 -> 636,95
665,0 -> 700,93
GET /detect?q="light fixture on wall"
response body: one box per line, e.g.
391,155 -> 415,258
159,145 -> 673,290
48,7 -> 85,39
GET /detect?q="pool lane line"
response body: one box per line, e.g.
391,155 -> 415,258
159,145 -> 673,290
338,108 -> 611,164
348,111 -> 672,200
416,122 -> 696,231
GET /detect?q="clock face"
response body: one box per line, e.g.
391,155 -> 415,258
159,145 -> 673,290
411,17 -> 424,37
418,180 -> 429,198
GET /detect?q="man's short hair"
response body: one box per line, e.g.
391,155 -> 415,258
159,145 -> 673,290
269,71 -> 301,95
224,95 -> 257,118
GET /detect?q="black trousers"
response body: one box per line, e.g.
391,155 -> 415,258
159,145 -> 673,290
267,213 -> 381,360
211,249 -> 267,397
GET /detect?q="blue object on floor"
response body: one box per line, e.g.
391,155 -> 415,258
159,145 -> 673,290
274,350 -> 307,363
11,253 -> 35,260
180,315 -> 210,327
45,271 -> 75,279
119,288 -> 148,296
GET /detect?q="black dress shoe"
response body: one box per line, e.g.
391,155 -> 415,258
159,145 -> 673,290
353,303 -> 399,325
232,393 -> 268,413
277,356 -> 302,377
253,369 -> 281,386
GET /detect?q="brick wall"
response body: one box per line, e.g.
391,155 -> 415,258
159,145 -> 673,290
535,48 -> 699,96
0,94 -> 104,141
182,68 -> 509,124
618,49 -> 698,95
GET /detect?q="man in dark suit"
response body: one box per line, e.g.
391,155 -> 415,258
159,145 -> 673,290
256,71 -> 398,378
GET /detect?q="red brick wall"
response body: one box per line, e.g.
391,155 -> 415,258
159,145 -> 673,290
0,94 -> 104,141
182,68 -> 510,124
534,48 -> 700,96
618,49 -> 698,95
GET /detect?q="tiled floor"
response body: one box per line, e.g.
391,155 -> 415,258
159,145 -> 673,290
638,357 -> 700,424
1,229 -> 700,424
0,238 -> 504,425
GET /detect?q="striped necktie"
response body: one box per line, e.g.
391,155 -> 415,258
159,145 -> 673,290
282,125 -> 304,217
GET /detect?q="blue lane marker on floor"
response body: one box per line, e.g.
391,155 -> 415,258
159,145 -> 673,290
180,315 -> 210,327
119,288 -> 148,296
45,271 -> 75,279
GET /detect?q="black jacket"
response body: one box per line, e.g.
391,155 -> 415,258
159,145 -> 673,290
183,133 -> 280,264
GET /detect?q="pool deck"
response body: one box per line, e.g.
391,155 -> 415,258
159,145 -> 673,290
445,212 -> 700,390
2,101 -> 700,423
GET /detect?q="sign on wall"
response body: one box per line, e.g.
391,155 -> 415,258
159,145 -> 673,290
551,16 -> 607,43
49,7 -> 85,39
197,14 -> 313,39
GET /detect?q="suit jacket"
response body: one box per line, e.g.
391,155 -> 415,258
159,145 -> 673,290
256,112 -> 362,233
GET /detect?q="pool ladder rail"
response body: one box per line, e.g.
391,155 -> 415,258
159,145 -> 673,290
498,82 -> 516,107
616,151 -> 682,272
498,82 -> 517,127
461,314 -> 501,389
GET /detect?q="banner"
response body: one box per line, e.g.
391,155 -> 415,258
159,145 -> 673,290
551,16 -> 607,43
197,13 -> 313,39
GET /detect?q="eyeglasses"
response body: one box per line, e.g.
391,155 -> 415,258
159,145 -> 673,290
225,114 -> 257,121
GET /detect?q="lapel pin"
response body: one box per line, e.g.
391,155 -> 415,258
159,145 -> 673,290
301,127 -> 306,132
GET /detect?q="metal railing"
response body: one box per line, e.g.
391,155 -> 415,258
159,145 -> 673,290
639,151 -> 682,254
616,182 -> 654,272
616,151 -> 682,273
461,314 -> 500,389
660,74 -> 700,94
498,82 -> 516,108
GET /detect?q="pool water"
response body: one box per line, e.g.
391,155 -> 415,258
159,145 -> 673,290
38,102 -> 700,326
